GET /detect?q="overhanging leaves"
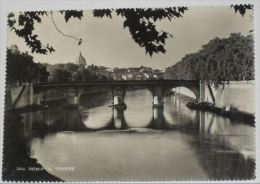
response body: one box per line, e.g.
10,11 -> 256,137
7,8 -> 187,56
231,4 -> 253,16
60,10 -> 83,22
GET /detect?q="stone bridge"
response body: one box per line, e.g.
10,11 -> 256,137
33,80 -> 206,107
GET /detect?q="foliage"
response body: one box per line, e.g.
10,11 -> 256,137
6,46 -> 49,84
8,12 -> 54,54
113,66 -> 163,80
84,65 -> 113,81
47,63 -> 113,82
8,8 -> 187,56
3,110 -> 62,181
164,33 -> 254,83
60,10 -> 83,22
231,4 -> 253,16
48,68 -> 72,82
7,5 -> 252,57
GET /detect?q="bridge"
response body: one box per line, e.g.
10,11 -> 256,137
32,80 -> 207,107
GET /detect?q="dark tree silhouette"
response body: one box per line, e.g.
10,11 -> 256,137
7,5 -> 252,56
164,33 -> 254,83
231,4 -> 253,16
7,7 -> 186,56
6,46 -> 49,84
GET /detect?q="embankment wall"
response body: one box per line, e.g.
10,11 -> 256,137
175,81 -> 255,114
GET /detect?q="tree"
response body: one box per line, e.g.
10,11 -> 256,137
6,45 -> 49,84
36,63 -> 49,82
7,5 -> 252,57
164,33 -> 254,83
164,33 -> 254,104
231,4 -> 253,16
7,8 -> 186,56
48,68 -> 71,82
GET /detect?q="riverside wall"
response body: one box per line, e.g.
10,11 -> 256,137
174,81 -> 255,114
5,84 -> 109,110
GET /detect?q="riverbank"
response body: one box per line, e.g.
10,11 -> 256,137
7,98 -> 67,113
2,110 -> 63,182
186,101 -> 255,126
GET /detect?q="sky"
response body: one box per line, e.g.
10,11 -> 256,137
7,6 -> 253,70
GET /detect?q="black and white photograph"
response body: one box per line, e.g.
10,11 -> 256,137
0,1 -> 259,183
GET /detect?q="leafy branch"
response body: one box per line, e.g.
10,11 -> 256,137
8,8 -> 187,56
50,11 -> 82,45
7,5 -> 252,56
231,4 -> 253,16
8,11 -> 55,54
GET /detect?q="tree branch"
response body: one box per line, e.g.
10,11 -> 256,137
50,11 -> 83,45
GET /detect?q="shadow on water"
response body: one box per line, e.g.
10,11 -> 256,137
28,103 -> 199,134
2,110 -> 62,181
3,90 -> 255,181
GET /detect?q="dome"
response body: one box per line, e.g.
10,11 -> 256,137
76,52 -> 86,66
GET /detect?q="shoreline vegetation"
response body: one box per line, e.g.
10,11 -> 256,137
186,102 -> 255,126
172,93 -> 255,126
2,110 -> 63,182
164,33 -> 254,82
2,91 -> 111,181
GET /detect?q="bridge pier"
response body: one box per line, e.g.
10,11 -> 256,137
112,107 -> 127,129
64,87 -> 82,106
66,95 -> 80,105
150,85 -> 164,107
199,80 -> 206,102
33,80 -> 204,109
113,96 -> 124,105
111,86 -> 127,109
150,107 -> 166,129
152,96 -> 164,107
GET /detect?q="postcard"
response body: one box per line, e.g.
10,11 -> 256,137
0,0 -> 259,183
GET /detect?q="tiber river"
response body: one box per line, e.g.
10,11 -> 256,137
21,89 -> 255,181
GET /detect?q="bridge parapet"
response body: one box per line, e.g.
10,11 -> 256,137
32,80 -> 204,107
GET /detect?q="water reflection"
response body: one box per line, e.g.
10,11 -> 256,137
81,105 -> 112,130
82,106 -> 128,130
18,89 -> 255,181
28,103 -> 198,133
27,107 -> 87,138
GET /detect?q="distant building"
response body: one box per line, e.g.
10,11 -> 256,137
153,74 -> 158,79
76,52 -> 87,70
107,67 -> 113,72
112,66 -> 164,80
127,74 -> 133,79
122,75 -> 127,80
144,73 -> 150,79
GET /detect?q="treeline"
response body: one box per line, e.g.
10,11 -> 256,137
47,63 -> 113,82
6,45 -> 49,84
6,45 -> 113,84
164,33 -> 254,82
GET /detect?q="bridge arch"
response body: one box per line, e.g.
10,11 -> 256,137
163,84 -> 200,101
169,87 -> 197,99
33,80 -> 204,106
124,89 -> 153,128
145,82 -> 201,105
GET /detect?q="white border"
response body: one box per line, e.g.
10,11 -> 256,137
0,0 -> 259,183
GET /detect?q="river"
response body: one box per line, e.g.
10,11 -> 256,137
21,89 -> 255,181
